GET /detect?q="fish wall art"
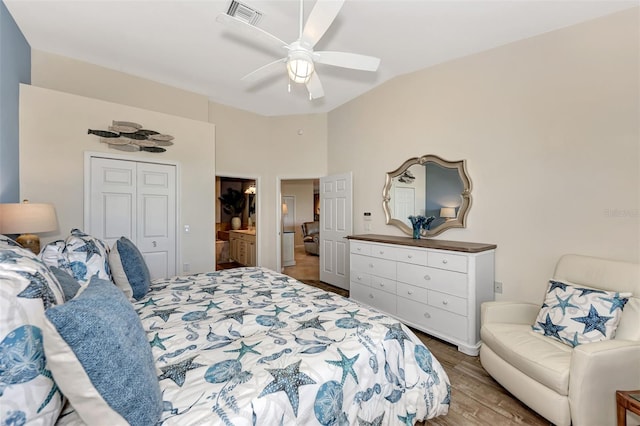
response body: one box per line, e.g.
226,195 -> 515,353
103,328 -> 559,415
88,121 -> 174,153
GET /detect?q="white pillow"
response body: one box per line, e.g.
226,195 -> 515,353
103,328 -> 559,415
532,279 -> 631,347
0,243 -> 65,425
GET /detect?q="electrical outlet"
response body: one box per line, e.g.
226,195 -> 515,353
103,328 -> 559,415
494,281 -> 503,294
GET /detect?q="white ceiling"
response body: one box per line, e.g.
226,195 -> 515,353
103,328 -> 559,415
4,0 -> 636,117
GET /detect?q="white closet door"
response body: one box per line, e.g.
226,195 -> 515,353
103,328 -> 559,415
88,157 -> 177,280
89,157 -> 137,249
136,162 -> 176,280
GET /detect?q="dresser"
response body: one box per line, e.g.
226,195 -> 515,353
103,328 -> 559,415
348,234 -> 496,356
229,230 -> 256,267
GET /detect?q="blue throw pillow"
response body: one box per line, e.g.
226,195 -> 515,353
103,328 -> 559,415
49,266 -> 81,302
109,237 -> 152,300
42,275 -> 162,426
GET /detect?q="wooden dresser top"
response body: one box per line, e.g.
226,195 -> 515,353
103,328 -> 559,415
347,234 -> 497,253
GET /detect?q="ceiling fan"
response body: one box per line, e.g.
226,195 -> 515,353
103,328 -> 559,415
217,0 -> 381,100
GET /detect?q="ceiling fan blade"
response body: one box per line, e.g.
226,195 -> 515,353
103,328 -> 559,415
314,51 -> 381,71
300,0 -> 345,49
241,58 -> 287,82
216,13 -> 288,51
306,72 -> 325,100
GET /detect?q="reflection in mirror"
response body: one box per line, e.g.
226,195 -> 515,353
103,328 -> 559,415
383,155 -> 472,237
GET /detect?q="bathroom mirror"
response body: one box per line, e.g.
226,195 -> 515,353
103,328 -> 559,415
382,154 -> 472,237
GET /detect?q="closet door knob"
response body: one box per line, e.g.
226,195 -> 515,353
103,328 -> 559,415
152,241 -> 157,247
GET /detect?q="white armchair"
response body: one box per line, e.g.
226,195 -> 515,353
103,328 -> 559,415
480,254 -> 640,426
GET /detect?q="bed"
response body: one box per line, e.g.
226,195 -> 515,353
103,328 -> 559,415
0,232 -> 450,425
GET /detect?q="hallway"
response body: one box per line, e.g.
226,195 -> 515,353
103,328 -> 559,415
283,245 -> 319,281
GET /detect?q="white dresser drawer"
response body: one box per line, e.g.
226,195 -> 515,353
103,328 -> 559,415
397,281 -> 429,301
350,270 -> 371,287
351,282 -> 396,314
370,275 -> 397,295
428,290 -> 467,316
397,263 -> 467,298
428,251 -> 467,273
400,298 -> 467,342
351,253 -> 396,280
396,247 -> 428,266
350,241 -> 371,256
369,244 -> 397,261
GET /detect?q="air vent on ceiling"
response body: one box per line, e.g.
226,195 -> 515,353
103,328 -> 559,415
226,0 -> 263,26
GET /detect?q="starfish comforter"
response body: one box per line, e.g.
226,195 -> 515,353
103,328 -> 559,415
137,267 -> 450,425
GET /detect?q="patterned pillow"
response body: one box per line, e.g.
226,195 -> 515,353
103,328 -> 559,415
42,275 -> 162,426
39,240 -> 68,270
0,234 -> 22,249
0,243 -> 65,425
109,237 -> 151,300
63,229 -> 111,285
532,280 -> 631,347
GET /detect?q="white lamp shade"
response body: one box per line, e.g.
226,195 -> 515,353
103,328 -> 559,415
440,207 -> 456,219
0,202 -> 58,234
287,53 -> 314,84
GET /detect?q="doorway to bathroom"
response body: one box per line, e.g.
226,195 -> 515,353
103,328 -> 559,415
215,175 -> 258,270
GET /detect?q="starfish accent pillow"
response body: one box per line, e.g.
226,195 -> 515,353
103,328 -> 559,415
532,280 -> 631,347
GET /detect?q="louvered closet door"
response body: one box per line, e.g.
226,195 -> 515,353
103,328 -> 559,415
88,157 -> 177,280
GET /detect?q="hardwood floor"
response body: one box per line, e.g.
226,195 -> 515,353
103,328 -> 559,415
291,254 -> 549,426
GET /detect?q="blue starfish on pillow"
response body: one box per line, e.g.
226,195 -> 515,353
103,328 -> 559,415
537,313 -> 566,340
553,294 -> 579,315
598,294 -> 629,313
572,305 -> 612,336
72,239 -> 102,262
548,280 -> 568,293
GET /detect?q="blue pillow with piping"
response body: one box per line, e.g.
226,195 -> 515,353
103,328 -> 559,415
42,275 -> 162,426
49,266 -> 81,302
109,237 -> 152,300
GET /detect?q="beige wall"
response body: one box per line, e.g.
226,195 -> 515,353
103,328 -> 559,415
282,179 -> 316,246
31,50 -> 209,121
328,9 -> 639,303
210,103 -> 328,269
19,84 -> 216,275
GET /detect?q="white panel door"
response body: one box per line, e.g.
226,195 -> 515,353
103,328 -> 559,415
88,157 -> 177,280
319,172 -> 352,289
90,158 -> 137,249
136,162 -> 176,280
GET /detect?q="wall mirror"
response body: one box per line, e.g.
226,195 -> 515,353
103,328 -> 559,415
382,154 -> 472,237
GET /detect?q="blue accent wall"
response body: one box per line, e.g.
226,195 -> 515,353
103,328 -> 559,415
0,2 -> 30,203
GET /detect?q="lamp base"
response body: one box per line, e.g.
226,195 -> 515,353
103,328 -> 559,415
16,234 -> 40,255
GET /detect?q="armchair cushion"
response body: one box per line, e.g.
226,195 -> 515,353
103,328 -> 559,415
531,280 -> 631,347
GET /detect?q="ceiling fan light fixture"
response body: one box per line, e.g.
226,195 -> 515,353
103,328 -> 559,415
287,52 -> 314,84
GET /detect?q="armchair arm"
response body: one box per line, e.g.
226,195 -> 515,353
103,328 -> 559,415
481,301 -> 540,326
570,340 -> 640,426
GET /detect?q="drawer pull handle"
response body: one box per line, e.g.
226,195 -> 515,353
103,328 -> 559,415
424,312 -> 431,319
357,275 -> 362,280
407,290 -> 413,295
357,247 -> 361,251
369,263 -> 374,268
379,283 -> 384,287
369,294 -> 374,299
379,250 -> 384,255
442,300 -> 448,305
442,259 -> 448,264
424,275 -> 431,281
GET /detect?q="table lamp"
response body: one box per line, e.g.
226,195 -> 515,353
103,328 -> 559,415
0,200 -> 58,254
440,207 -> 457,221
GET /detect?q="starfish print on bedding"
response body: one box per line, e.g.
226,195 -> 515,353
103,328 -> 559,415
296,316 -> 329,331
224,341 -> 261,360
16,271 -> 57,309
149,333 -> 174,350
258,360 -> 316,417
383,323 -> 412,353
158,356 -> 205,387
326,348 -> 359,385
144,307 -> 181,322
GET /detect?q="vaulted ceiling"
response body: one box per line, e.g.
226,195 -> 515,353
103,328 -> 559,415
4,0 -> 636,116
